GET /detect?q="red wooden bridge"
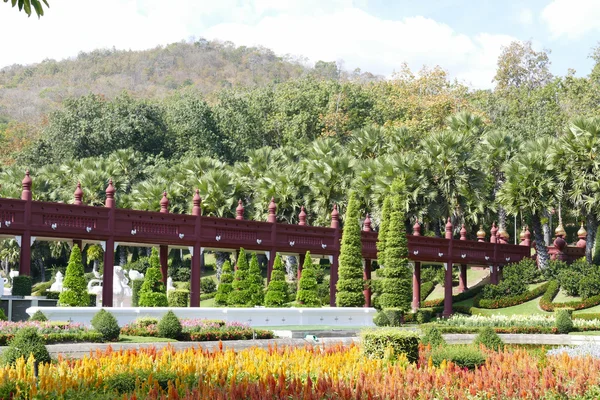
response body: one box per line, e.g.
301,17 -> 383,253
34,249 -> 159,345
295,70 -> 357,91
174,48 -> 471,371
0,172 -> 585,316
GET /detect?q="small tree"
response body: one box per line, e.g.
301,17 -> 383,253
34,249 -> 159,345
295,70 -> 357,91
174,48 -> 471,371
264,253 -> 289,307
59,245 -> 90,307
138,251 -> 168,307
228,248 -> 251,306
336,192 -> 365,307
247,253 -> 264,306
378,194 -> 412,310
214,260 -> 233,306
377,197 -> 392,268
296,251 -> 320,307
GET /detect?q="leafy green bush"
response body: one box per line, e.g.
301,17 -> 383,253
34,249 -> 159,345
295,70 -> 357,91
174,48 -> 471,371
473,327 -> 503,351
361,329 -> 419,363
481,278 -> 527,300
264,254 -> 289,307
91,309 -> 120,341
296,251 -> 321,307
2,327 -> 51,366
29,310 -> 47,322
430,345 -> 486,369
383,308 -> 404,326
201,277 -> 217,294
421,327 -> 446,347
138,259 -> 168,307
559,270 -> 581,297
373,311 -> 390,326
555,308 -> 573,334
580,275 -> 600,300
416,308 -> 434,324
157,310 -> 182,339
131,279 -> 144,307
215,261 -> 233,306
12,275 -> 32,296
475,282 -> 549,309
125,256 -> 152,275
544,260 -> 568,281
168,290 -> 189,307
59,245 -> 90,306
502,258 -> 541,284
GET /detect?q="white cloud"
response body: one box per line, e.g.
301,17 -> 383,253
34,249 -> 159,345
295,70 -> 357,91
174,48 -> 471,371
0,0 -> 516,89
542,0 -> 600,39
517,8 -> 533,25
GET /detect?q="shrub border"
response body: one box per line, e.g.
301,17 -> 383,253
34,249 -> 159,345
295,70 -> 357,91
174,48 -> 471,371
539,280 -> 600,312
422,284 -> 484,308
473,282 -> 550,309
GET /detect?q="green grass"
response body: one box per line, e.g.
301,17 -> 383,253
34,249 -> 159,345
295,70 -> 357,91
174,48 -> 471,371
425,268 -> 489,301
553,289 -> 581,303
200,297 -> 216,307
119,335 -> 178,343
568,331 -> 600,335
574,303 -> 600,314
470,297 -> 552,316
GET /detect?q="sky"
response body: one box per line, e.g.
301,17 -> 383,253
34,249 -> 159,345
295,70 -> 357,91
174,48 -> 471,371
1,0 -> 599,89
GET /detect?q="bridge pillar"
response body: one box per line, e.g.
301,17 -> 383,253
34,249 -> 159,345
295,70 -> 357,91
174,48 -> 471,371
190,245 -> 201,307
330,204 -> 340,307
458,264 -> 467,292
443,262 -> 453,317
102,179 -> 116,307
160,245 -> 169,285
412,261 -> 421,312
363,258 -> 371,307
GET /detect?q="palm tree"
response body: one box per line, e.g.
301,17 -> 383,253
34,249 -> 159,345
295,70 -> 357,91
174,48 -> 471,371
498,137 -> 556,268
0,239 -> 20,278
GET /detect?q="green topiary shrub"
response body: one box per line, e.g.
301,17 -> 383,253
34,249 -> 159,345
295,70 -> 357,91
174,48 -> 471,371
228,248 -> 251,306
157,310 -> 182,339
555,308 -> 574,334
373,311 -> 390,326
29,310 -> 47,322
383,308 -> 404,327
215,261 -> 233,306
91,309 -> 120,341
264,253 -> 289,307
247,253 -> 264,306
336,193 -> 367,307
296,251 -> 321,307
430,345 -> 486,369
473,327 -> 503,351
11,275 -> 32,296
59,245 -> 90,307
138,253 -> 168,307
421,327 -> 446,347
361,329 -> 419,363
168,290 -> 189,307
2,327 -> 51,366
201,277 -> 217,294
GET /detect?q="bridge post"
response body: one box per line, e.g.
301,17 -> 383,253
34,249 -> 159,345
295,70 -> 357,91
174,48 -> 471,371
458,224 -> 468,293
190,190 -> 202,307
330,204 -> 340,307
102,179 -> 116,307
443,217 -> 453,317
73,182 -> 84,257
18,171 -> 32,276
159,192 -> 170,284
267,198 -> 277,283
297,207 -> 308,285
362,214 -> 372,307
412,261 -> 421,312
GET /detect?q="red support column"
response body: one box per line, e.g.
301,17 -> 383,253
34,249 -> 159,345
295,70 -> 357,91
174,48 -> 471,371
412,261 -> 421,312
443,217 -> 454,317
19,171 -> 32,276
102,179 -> 116,307
458,224 -> 467,293
490,223 -> 499,285
267,197 -> 277,283
190,190 -> 202,307
329,204 -> 340,307
159,245 -> 169,285
363,258 -> 371,307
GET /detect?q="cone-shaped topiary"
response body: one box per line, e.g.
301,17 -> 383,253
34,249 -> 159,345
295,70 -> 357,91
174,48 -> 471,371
157,310 -> 182,339
138,260 -> 168,307
377,197 -> 392,268
91,309 -> 120,341
2,327 -> 51,366
228,248 -> 251,306
265,253 -> 289,307
296,251 -> 321,307
214,260 -> 234,306
149,247 -> 160,269
59,245 -> 90,307
378,193 -> 412,310
29,310 -> 47,322
336,192 -> 365,307
247,253 -> 264,306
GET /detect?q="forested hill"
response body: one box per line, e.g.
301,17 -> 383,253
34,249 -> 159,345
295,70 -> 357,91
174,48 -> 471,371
0,38 -> 379,123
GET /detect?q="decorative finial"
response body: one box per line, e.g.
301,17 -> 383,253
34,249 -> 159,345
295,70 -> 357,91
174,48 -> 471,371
577,222 -> 587,248
412,220 -> 421,236
268,197 -> 277,223
105,179 -> 115,208
554,223 -> 566,238
477,225 -> 486,242
192,189 -> 202,216
330,204 -> 339,229
74,182 -> 83,205
160,191 -> 169,213
236,199 -> 244,220
298,206 -> 307,226
21,170 -> 32,201
363,213 -> 372,232
460,224 -> 467,240
490,222 -> 498,243
445,217 -> 453,239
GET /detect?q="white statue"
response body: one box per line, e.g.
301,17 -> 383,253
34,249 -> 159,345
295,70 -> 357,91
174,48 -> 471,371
2,277 -> 10,296
128,269 -> 144,281
50,271 -> 64,292
87,266 -> 135,307
167,277 -> 175,292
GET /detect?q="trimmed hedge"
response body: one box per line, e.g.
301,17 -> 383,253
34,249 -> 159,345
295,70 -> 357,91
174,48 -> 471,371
540,280 -> 600,311
474,282 -> 550,309
12,275 -> 32,296
0,331 -> 104,346
430,345 -> 486,370
573,313 -> 600,320
168,290 -> 189,307
420,281 -> 435,302
361,329 -> 419,363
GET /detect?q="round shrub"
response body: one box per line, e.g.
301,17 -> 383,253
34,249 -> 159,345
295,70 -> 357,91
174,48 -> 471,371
91,309 -> 120,341
473,327 -> 503,351
29,310 -> 47,322
383,308 -> 404,327
430,345 -> 486,369
373,311 -> 390,327
421,327 -> 446,347
2,327 -> 51,366
201,277 -> 217,294
555,308 -> 574,334
157,310 -> 182,339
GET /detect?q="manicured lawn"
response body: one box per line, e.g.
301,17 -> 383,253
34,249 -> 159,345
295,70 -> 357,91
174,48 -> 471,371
119,335 -> 178,343
200,297 -> 216,307
470,297 -> 552,316
425,268 -> 489,301
574,303 -> 600,314
553,288 -> 581,303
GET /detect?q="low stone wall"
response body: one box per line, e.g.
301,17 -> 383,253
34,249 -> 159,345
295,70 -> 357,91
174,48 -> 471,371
26,306 -> 377,327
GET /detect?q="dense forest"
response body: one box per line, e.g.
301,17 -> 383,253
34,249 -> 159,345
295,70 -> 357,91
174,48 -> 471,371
1,38 -> 600,278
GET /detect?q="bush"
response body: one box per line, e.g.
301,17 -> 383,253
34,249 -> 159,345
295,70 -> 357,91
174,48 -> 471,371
361,329 -> 419,363
475,282 -> 550,309
168,290 -> 189,307
170,267 -> 191,283
416,308 -> 434,324
138,261 -> 168,307
376,196 -> 391,268
12,275 -> 32,296
555,308 -> 573,334
421,327 -> 446,347
59,245 -> 90,307
215,260 -> 234,306
383,308 -> 404,327
317,278 -> 330,305
89,293 -> 97,306
157,311 -> 182,339
473,327 -> 503,351
91,309 -> 120,341
503,258 -> 541,284
131,279 -> 144,307
430,345 -> 486,369
296,251 -> 321,307
580,275 -> 600,300
481,278 -> 527,300
2,327 -> 51,366
228,248 -> 251,306
45,291 -> 60,300
559,269 -> 581,297
0,309 -> 5,321
201,277 -> 217,294
264,254 -> 289,307
247,253 -> 264,306
544,260 -> 568,281
29,310 -> 47,322
373,311 -> 390,327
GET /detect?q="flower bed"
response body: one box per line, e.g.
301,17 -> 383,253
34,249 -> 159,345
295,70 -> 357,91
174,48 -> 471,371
0,321 -> 103,345
539,280 -> 600,311
2,344 -> 600,398
473,282 -> 549,309
120,318 -> 273,341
